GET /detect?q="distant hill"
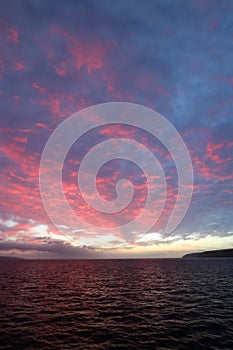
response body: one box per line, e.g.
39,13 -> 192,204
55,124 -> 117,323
0,256 -> 24,260
183,248 -> 233,259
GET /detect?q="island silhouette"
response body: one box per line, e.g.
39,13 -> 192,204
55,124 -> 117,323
183,248 -> 233,259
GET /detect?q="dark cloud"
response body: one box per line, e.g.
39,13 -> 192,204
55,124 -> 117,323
0,240 -> 99,259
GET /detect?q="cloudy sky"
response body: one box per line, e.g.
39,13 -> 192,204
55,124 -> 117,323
0,0 -> 233,259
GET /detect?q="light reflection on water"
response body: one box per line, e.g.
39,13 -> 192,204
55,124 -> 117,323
0,258 -> 233,350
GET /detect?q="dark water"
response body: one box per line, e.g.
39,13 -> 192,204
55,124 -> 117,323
0,259 -> 233,350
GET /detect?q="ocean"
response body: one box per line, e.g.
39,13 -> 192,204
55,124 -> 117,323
0,258 -> 233,349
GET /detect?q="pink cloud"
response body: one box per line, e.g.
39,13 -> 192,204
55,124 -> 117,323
6,28 -> 19,44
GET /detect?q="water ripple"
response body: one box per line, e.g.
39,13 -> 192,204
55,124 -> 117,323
0,259 -> 233,349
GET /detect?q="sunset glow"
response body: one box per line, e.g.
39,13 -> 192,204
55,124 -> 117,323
1,0 -> 233,258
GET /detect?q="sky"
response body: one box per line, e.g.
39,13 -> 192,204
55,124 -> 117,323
0,0 -> 233,259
